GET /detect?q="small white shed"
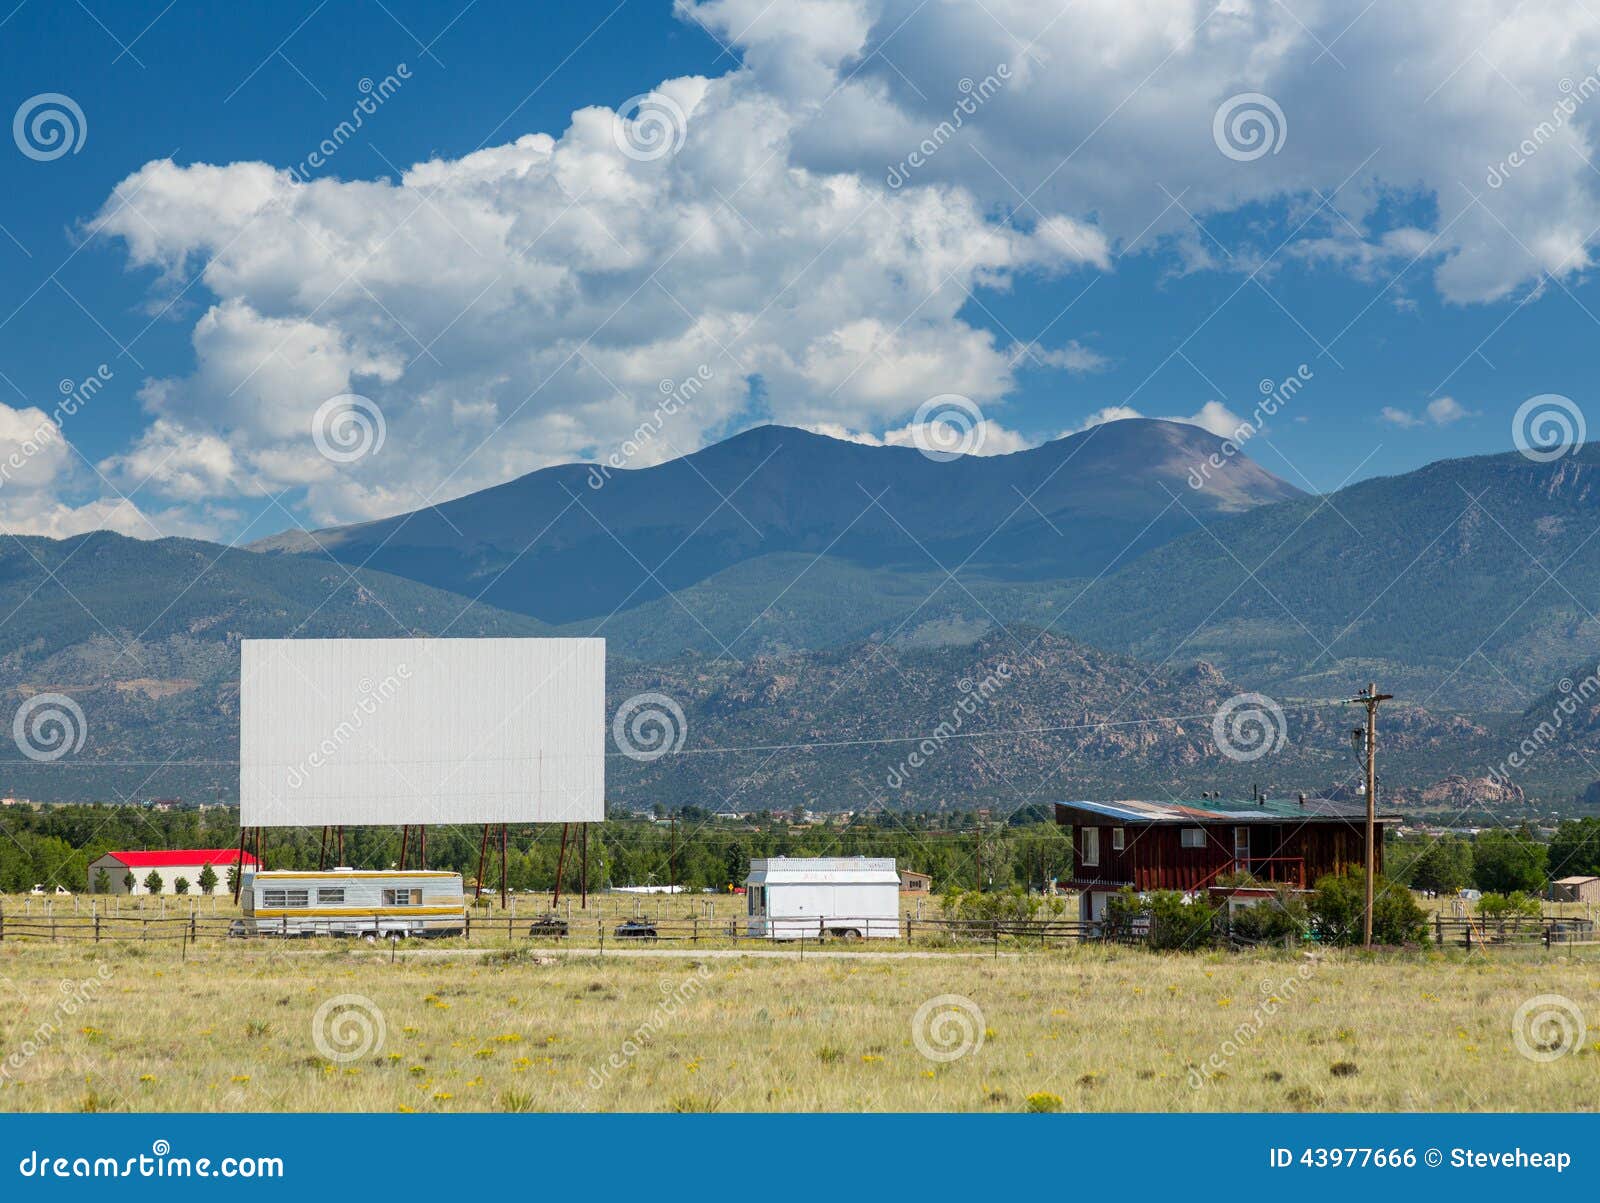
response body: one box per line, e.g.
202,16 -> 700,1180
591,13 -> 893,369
745,856 -> 901,940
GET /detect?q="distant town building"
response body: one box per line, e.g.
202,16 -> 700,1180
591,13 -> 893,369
898,869 -> 932,893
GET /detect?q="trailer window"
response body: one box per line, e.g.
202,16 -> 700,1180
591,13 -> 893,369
383,888 -> 423,906
316,888 -> 346,905
1080,827 -> 1100,867
261,889 -> 309,908
1180,828 -> 1205,848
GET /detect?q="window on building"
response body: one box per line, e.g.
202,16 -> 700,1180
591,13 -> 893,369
1081,827 -> 1100,867
261,889 -> 309,908
316,888 -> 345,905
1111,828 -> 1125,852
382,888 -> 423,906
1180,828 -> 1205,849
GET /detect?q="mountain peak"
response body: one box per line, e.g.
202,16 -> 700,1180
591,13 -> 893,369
251,415 -> 1302,623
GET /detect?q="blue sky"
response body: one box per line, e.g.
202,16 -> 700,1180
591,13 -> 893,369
2,0 -> 1598,542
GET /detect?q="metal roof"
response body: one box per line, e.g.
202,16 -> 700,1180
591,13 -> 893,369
748,857 -> 901,885
101,849 -> 259,868
1054,797 -> 1402,824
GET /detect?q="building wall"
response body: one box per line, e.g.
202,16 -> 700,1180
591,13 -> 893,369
87,857 -> 238,896
1554,879 -> 1600,903
1064,819 -> 1382,892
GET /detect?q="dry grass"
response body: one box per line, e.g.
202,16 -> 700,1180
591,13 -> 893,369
1,934 -> 1597,1113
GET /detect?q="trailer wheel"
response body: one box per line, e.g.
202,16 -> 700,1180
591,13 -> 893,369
834,927 -> 861,942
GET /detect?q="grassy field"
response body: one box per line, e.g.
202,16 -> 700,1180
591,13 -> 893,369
1,929 -> 1597,1112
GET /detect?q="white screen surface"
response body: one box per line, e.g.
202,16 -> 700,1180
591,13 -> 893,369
239,638 -> 604,827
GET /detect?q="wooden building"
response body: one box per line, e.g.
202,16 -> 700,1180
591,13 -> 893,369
1055,795 -> 1398,923
898,869 -> 932,894
1551,875 -> 1600,904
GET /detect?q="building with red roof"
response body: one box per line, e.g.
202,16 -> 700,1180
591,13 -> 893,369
87,848 -> 259,896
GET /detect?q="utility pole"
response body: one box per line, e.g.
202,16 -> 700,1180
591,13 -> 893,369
1347,682 -> 1393,947
975,808 -> 989,892
670,812 -> 678,894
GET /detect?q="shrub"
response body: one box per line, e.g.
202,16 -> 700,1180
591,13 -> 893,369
1308,870 -> 1427,946
1102,887 -> 1145,940
1228,887 -> 1309,943
173,877 -> 190,895
1146,890 -> 1220,951
1477,891 -> 1541,920
142,870 -> 164,895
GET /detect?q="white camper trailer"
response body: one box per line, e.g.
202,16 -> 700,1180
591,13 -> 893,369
240,869 -> 468,937
745,857 -> 901,940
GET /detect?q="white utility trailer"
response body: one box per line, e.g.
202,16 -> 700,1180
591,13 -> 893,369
240,868 -> 467,937
745,857 -> 901,940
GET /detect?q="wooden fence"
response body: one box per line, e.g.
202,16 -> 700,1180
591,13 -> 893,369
0,908 -> 1106,948
1431,914 -> 1597,949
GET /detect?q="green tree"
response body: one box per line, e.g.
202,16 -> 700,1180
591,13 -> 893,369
142,870 -> 164,895
1547,817 -> 1600,879
1409,836 -> 1473,893
1472,828 -> 1548,894
226,864 -> 240,895
197,863 -> 218,894
93,868 -> 109,894
173,876 -> 190,895
122,871 -> 136,893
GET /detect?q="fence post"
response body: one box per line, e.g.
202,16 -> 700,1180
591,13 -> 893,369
1435,912 -> 1442,945
94,911 -> 100,943
692,916 -> 698,944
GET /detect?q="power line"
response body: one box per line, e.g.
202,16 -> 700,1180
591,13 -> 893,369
0,698 -> 1357,767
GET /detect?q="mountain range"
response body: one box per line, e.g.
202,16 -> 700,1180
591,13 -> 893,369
252,419 -> 1301,623
2,417 -> 1597,813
